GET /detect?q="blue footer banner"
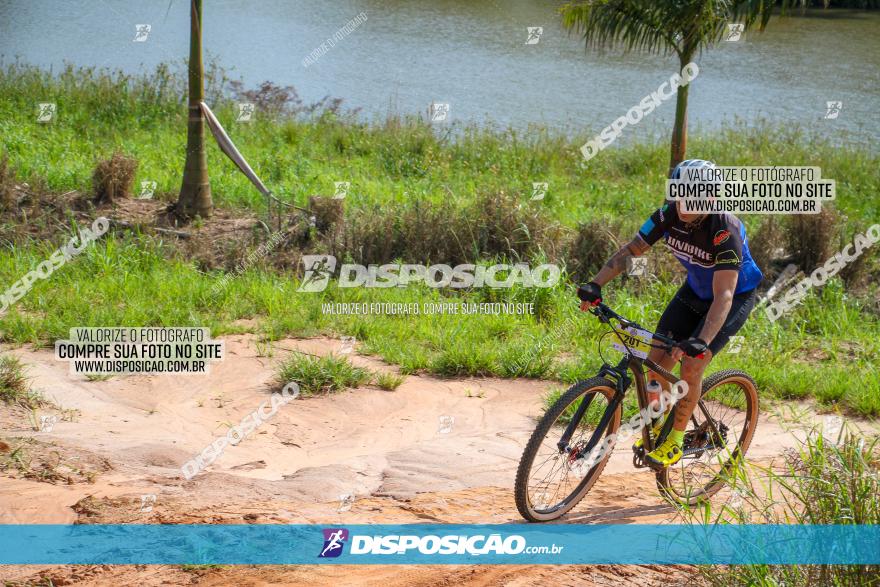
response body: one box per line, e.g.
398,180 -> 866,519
1,524 -> 878,565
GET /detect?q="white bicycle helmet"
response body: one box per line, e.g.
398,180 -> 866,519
670,158 -> 716,180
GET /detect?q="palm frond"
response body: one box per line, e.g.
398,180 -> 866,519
562,0 -> 799,60
561,1 -> 680,57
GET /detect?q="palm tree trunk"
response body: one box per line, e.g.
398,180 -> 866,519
668,57 -> 691,175
177,0 -> 212,219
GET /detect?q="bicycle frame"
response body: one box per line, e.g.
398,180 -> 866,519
558,302 -> 722,467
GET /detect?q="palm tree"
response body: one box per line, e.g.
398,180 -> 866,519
561,1 -> 788,173
177,0 -> 212,219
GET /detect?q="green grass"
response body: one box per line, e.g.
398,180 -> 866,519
0,354 -> 41,408
374,371 -> 406,391
1,61 -> 879,417
276,353 -> 371,396
686,432 -> 880,585
1,61 -> 878,229
0,234 -> 878,416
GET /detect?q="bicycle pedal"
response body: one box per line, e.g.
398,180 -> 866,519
632,447 -> 648,469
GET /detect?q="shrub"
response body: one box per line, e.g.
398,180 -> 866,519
748,216 -> 786,281
93,151 -> 138,204
784,207 -> 840,272
471,191 -> 565,262
228,79 -> 345,117
566,219 -> 621,283
0,153 -> 16,211
327,192 -> 563,268
308,196 -> 344,235
838,226 -> 878,289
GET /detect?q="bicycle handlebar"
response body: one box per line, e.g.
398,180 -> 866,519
584,300 -> 701,357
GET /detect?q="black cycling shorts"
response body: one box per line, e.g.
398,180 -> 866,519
655,281 -> 757,356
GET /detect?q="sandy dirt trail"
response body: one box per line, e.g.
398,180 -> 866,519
0,334 -> 857,586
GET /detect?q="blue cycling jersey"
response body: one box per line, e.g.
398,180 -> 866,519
638,203 -> 763,300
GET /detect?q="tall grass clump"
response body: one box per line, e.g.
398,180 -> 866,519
565,218 -> 622,283
784,207 -> 841,272
747,216 -> 786,281
328,192 -> 565,267
373,371 -> 405,391
0,153 -> 16,211
0,354 -> 42,408
276,353 -> 371,396
691,432 -> 880,586
93,151 -> 137,203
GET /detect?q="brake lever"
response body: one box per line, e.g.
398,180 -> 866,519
587,301 -> 612,324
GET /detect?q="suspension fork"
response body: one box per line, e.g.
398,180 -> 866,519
556,359 -> 630,453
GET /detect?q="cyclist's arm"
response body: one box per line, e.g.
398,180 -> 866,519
591,235 -> 651,286
698,270 -> 738,345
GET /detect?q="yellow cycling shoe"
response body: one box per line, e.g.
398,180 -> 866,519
632,418 -> 666,452
645,432 -> 685,468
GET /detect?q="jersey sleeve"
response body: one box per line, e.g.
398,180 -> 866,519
711,220 -> 744,271
637,203 -> 674,245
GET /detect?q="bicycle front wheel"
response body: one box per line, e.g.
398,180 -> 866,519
515,378 -> 621,522
656,369 -> 759,505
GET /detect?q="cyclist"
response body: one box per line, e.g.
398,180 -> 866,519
577,159 -> 763,468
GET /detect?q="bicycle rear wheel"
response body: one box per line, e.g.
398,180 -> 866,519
515,378 -> 621,522
656,369 -> 759,505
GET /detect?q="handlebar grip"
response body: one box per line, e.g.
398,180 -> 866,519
672,340 -> 707,360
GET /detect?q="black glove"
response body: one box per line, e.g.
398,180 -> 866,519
679,337 -> 709,358
577,282 -> 602,305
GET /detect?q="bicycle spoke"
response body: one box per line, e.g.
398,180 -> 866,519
663,376 -> 756,502
521,386 -> 617,516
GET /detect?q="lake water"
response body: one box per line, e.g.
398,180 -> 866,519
1,0 -> 878,145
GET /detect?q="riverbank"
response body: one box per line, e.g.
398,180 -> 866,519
1,61 -> 878,219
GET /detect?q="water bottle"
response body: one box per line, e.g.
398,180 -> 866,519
647,380 -> 662,415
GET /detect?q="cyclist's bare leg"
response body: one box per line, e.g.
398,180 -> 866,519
672,351 -> 713,431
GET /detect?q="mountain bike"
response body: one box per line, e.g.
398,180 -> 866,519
514,301 -> 758,522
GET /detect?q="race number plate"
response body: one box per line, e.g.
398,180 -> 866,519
611,327 -> 653,360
